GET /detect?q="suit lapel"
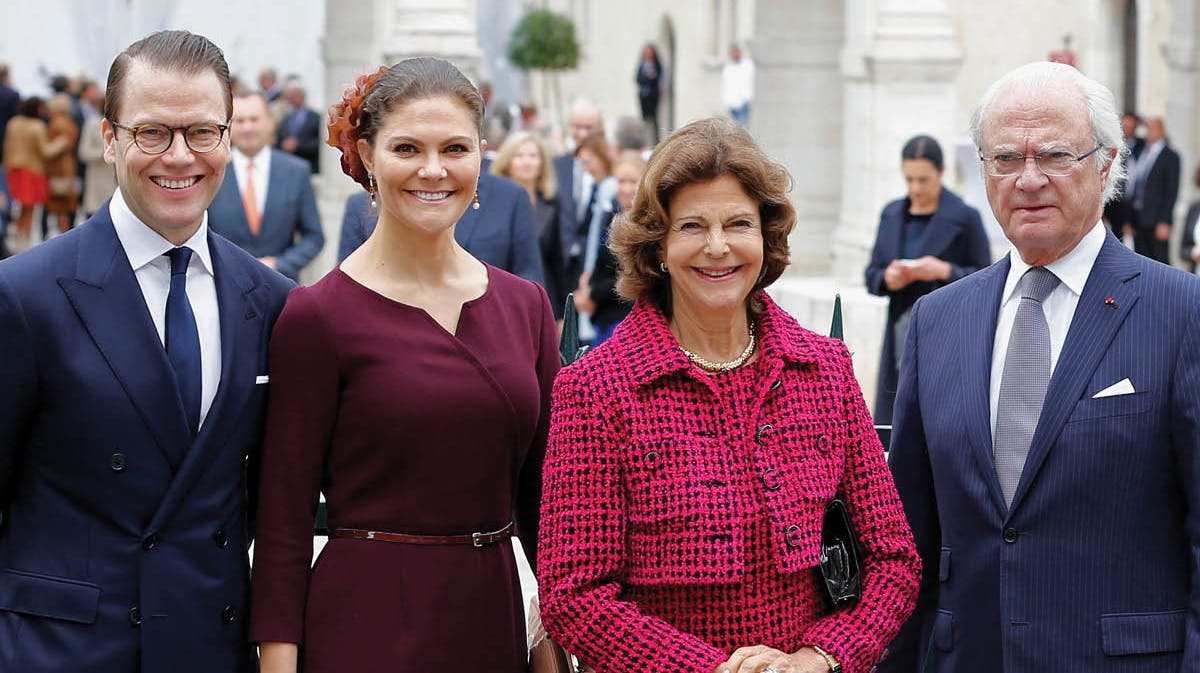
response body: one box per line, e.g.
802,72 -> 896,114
260,150 -> 286,233
920,209 -> 960,259
960,258 -> 1009,513
148,234 -> 264,532
219,168 -> 252,236
1008,236 -> 1140,512
58,210 -> 192,467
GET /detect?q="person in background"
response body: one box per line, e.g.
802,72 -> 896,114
77,94 -> 117,218
250,56 -> 558,673
553,98 -> 605,284
636,43 -> 663,145
44,92 -> 80,234
572,150 -> 643,345
275,79 -> 321,173
572,133 -> 616,341
864,134 -> 990,424
1101,112 -> 1142,236
1127,116 -> 1179,264
208,90 -> 324,282
491,130 -> 566,317
538,117 -> 920,673
3,96 -> 68,251
721,45 -> 755,127
883,61 -> 1200,673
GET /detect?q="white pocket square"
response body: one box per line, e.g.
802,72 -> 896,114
1092,378 -> 1134,398
255,375 -> 270,385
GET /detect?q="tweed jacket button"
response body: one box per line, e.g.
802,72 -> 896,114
785,524 -> 802,547
110,452 -> 126,471
643,450 -> 661,468
769,379 -> 782,391
761,469 -> 781,491
222,605 -> 237,623
129,606 -> 142,627
755,423 -> 773,444
817,434 -> 832,452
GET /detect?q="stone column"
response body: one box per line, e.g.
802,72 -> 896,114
751,0 -> 845,276
834,0 -> 963,281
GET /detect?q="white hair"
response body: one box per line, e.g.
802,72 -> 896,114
969,62 -> 1125,203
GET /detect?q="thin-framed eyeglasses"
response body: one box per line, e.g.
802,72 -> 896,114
109,121 -> 229,155
979,145 -> 1103,177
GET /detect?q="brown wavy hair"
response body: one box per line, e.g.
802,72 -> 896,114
609,117 -> 795,313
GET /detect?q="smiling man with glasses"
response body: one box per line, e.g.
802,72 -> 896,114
882,62 -> 1200,673
0,30 -> 291,673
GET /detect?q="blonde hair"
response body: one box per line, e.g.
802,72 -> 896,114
490,131 -> 557,201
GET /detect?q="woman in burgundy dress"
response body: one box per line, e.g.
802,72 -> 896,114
250,57 -> 559,672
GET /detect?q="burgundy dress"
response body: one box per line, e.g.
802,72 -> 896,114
249,265 -> 559,672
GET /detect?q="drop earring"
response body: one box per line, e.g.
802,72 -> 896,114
368,173 -> 377,208
472,190 -> 481,210
659,262 -> 668,274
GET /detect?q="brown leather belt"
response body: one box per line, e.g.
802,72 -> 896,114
330,521 -> 514,548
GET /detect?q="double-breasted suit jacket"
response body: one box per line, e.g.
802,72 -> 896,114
882,232 -> 1200,673
208,149 -> 325,281
0,206 -> 292,673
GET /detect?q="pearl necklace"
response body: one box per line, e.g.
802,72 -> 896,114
681,322 -> 757,373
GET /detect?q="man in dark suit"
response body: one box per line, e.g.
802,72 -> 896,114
1127,117 -> 1180,264
275,80 -> 321,174
0,31 -> 292,673
209,91 -> 323,282
337,171 -> 544,286
552,98 -> 604,290
882,62 -> 1200,673
1101,112 -> 1142,236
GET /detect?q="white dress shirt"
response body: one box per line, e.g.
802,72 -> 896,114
231,146 -> 272,216
110,188 -> 222,429
989,221 -> 1106,439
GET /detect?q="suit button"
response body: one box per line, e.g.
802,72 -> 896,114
784,524 -> 802,547
110,452 -> 126,471
761,469 -> 781,491
142,534 -> 158,550
222,605 -> 237,623
129,606 -> 142,627
213,529 -> 230,548
755,423 -> 773,444
1003,527 -> 1019,543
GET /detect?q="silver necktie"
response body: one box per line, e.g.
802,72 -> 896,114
994,266 -> 1060,507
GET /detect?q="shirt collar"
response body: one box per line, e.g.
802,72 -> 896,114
1002,219 -> 1105,304
232,146 -> 270,167
110,187 -> 214,275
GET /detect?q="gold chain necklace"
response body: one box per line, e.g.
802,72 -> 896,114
681,322 -> 757,373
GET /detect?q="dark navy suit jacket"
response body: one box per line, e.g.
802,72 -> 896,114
882,232 -> 1200,673
864,187 -> 990,423
0,206 -> 292,673
336,172 -> 545,287
208,149 -> 325,281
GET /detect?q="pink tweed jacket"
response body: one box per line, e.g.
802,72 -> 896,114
537,294 -> 920,673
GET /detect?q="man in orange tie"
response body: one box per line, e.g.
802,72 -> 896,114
208,91 -> 323,281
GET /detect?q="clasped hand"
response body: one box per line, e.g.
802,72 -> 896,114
883,255 -> 950,290
715,645 -> 830,673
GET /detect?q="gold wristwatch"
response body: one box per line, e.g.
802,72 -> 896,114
812,645 -> 842,673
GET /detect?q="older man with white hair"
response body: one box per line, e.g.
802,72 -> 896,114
882,61 -> 1200,673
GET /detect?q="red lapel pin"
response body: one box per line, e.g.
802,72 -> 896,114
1104,297 -> 1115,307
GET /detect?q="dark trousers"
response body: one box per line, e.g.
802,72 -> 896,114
1133,227 -> 1170,264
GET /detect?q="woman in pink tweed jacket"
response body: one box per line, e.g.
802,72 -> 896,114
537,118 -> 921,673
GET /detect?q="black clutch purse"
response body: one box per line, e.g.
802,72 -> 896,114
819,497 -> 862,609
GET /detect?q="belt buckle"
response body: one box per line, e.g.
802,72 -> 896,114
472,531 -> 485,548
366,531 -> 376,540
